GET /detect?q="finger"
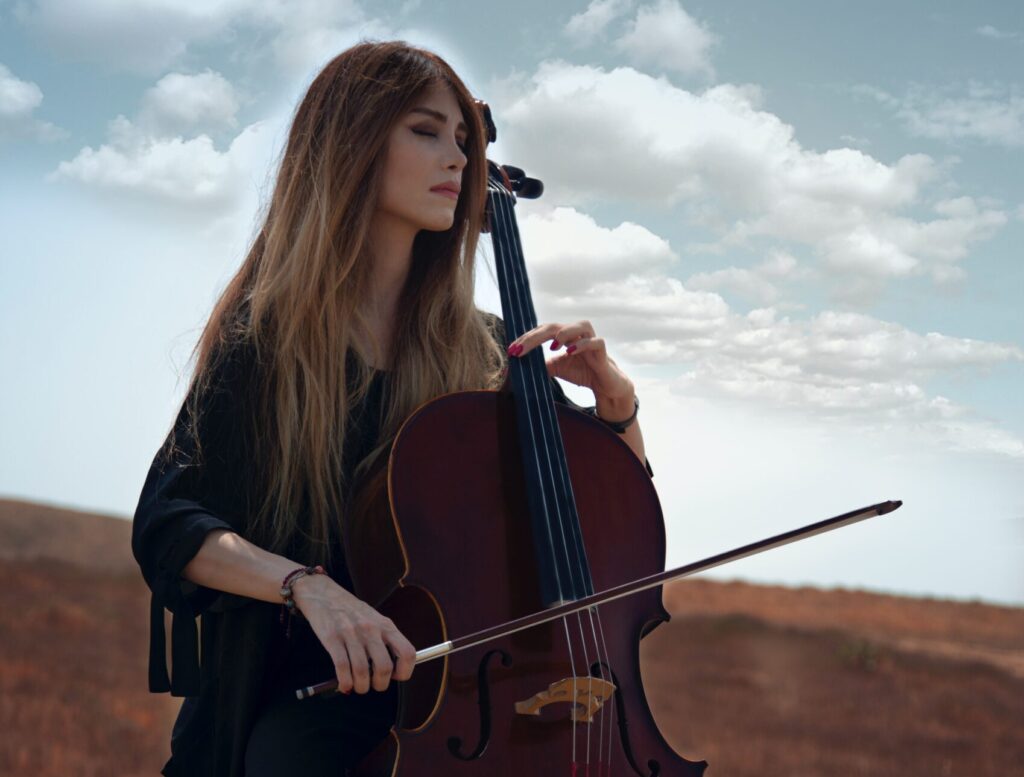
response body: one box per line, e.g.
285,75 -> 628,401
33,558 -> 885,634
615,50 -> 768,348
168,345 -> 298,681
552,320 -> 595,349
342,629 -> 372,694
506,323 -> 562,357
324,634 -> 354,694
366,638 -> 394,693
384,629 -> 417,682
566,336 -> 606,356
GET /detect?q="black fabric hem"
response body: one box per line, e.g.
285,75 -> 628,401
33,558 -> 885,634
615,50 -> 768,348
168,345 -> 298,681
145,511 -> 233,695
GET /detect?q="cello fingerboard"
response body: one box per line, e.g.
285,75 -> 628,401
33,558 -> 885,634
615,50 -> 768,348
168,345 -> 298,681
486,162 -> 594,607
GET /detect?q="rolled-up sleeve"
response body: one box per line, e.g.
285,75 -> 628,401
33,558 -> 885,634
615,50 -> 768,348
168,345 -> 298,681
131,347 -> 253,696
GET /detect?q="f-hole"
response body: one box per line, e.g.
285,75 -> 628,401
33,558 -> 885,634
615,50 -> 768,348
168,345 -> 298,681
592,661 -> 661,777
447,649 -> 513,761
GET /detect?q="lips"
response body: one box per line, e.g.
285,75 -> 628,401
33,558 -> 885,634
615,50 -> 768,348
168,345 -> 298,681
430,182 -> 461,195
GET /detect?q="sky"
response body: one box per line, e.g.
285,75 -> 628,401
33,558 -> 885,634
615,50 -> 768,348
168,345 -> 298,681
1,0 -> 1022,605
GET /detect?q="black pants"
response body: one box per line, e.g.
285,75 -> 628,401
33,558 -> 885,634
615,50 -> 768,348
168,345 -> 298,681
244,687 -> 398,776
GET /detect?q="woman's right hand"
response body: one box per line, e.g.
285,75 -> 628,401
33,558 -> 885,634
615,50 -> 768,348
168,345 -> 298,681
291,573 -> 417,694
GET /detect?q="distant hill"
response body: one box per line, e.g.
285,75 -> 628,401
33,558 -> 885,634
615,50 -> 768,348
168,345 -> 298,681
647,579 -> 1024,774
0,498 -> 135,574
1,497 -> 1021,776
0,499 -> 174,777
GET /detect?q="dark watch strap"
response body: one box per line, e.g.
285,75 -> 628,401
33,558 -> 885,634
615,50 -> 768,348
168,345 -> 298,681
587,395 -> 639,434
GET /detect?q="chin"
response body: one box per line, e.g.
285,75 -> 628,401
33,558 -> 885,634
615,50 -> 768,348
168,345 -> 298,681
419,215 -> 457,232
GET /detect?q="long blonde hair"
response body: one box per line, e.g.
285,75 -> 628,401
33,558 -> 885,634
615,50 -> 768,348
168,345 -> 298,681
172,41 -> 504,565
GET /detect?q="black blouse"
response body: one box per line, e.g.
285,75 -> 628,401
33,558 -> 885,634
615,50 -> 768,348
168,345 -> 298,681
130,314 -> 653,777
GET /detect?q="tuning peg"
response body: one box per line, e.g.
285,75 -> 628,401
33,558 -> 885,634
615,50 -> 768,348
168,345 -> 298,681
501,165 -> 544,200
474,100 -> 497,144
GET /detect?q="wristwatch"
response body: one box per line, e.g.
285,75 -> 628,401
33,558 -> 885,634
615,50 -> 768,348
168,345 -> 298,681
587,394 -> 639,434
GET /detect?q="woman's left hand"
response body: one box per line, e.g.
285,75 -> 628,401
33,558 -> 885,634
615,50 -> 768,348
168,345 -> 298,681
506,319 -> 634,404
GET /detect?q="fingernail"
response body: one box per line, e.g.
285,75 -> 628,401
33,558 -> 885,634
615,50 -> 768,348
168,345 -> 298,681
566,344 -> 577,354
507,343 -> 523,356
550,340 -> 561,350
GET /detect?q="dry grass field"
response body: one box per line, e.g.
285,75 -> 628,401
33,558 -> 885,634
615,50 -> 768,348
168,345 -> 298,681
1,497 -> 1021,775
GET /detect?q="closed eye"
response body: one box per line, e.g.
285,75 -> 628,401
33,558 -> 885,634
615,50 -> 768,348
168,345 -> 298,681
412,128 -> 467,153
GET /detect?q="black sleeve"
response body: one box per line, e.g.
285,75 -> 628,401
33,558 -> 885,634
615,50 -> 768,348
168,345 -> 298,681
131,344 -> 255,696
481,310 -> 653,478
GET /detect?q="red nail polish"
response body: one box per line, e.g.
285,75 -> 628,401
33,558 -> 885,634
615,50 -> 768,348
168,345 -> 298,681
506,343 -> 519,356
513,343 -> 525,356
550,340 -> 561,350
566,344 -> 577,354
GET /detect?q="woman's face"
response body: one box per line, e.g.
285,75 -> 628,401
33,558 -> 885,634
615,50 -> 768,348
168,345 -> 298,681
376,83 -> 469,235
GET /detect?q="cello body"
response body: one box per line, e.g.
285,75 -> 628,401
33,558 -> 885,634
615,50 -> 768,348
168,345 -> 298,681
348,388 -> 707,775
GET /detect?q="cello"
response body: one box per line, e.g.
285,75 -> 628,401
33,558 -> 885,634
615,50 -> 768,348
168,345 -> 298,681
302,102 -> 901,776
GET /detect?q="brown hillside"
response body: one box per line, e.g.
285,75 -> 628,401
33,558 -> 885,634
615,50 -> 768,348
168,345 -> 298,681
0,498 -> 136,574
644,579 -> 1024,775
0,557 -> 178,777
664,578 -> 1024,679
0,500 -> 1021,776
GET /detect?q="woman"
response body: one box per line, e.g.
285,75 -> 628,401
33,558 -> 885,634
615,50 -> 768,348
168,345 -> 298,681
132,40 -> 648,777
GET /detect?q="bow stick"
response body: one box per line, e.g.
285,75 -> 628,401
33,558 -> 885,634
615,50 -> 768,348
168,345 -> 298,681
297,499 -> 901,699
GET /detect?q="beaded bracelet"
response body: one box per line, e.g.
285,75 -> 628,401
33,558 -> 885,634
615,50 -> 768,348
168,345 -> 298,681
279,564 -> 326,637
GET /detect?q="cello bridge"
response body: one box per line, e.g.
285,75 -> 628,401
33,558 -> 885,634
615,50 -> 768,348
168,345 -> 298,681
514,677 -> 616,723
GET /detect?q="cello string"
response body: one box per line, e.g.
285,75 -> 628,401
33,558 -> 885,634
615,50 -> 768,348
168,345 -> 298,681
490,182 -> 569,605
562,617 -> 579,767
492,182 -> 608,768
584,607 -> 609,771
492,183 -> 613,771
489,181 -> 569,605
493,186 -> 590,609
574,611 -> 595,766
489,181 -> 585,765
491,183 -> 589,757
493,184 -> 595,606
491,186 -> 610,614
595,613 -> 615,776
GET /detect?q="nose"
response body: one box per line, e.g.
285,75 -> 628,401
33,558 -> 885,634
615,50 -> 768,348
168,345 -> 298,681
447,141 -> 467,171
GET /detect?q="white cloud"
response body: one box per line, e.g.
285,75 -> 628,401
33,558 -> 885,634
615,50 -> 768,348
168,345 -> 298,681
863,82 -> 1024,148
0,62 -> 66,141
13,0 -> 370,76
614,0 -> 716,78
0,62 -> 41,117
560,285 -> 1024,457
137,70 -> 241,136
252,0 -> 381,79
49,118 -> 272,207
519,207 -> 1023,458
686,250 -> 802,305
14,0 -> 245,75
493,62 -> 1005,291
543,272 -> 731,344
635,303 -> 1023,457
518,204 -> 678,289
12,0 -> 457,97
565,0 -> 636,47
48,69 -> 277,211
975,24 -> 1019,41
839,133 -> 870,147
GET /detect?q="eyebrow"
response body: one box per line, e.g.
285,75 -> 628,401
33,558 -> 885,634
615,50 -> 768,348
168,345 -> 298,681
409,107 -> 468,137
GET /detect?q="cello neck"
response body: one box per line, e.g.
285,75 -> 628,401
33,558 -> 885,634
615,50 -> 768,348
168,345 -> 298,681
486,161 -> 595,606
